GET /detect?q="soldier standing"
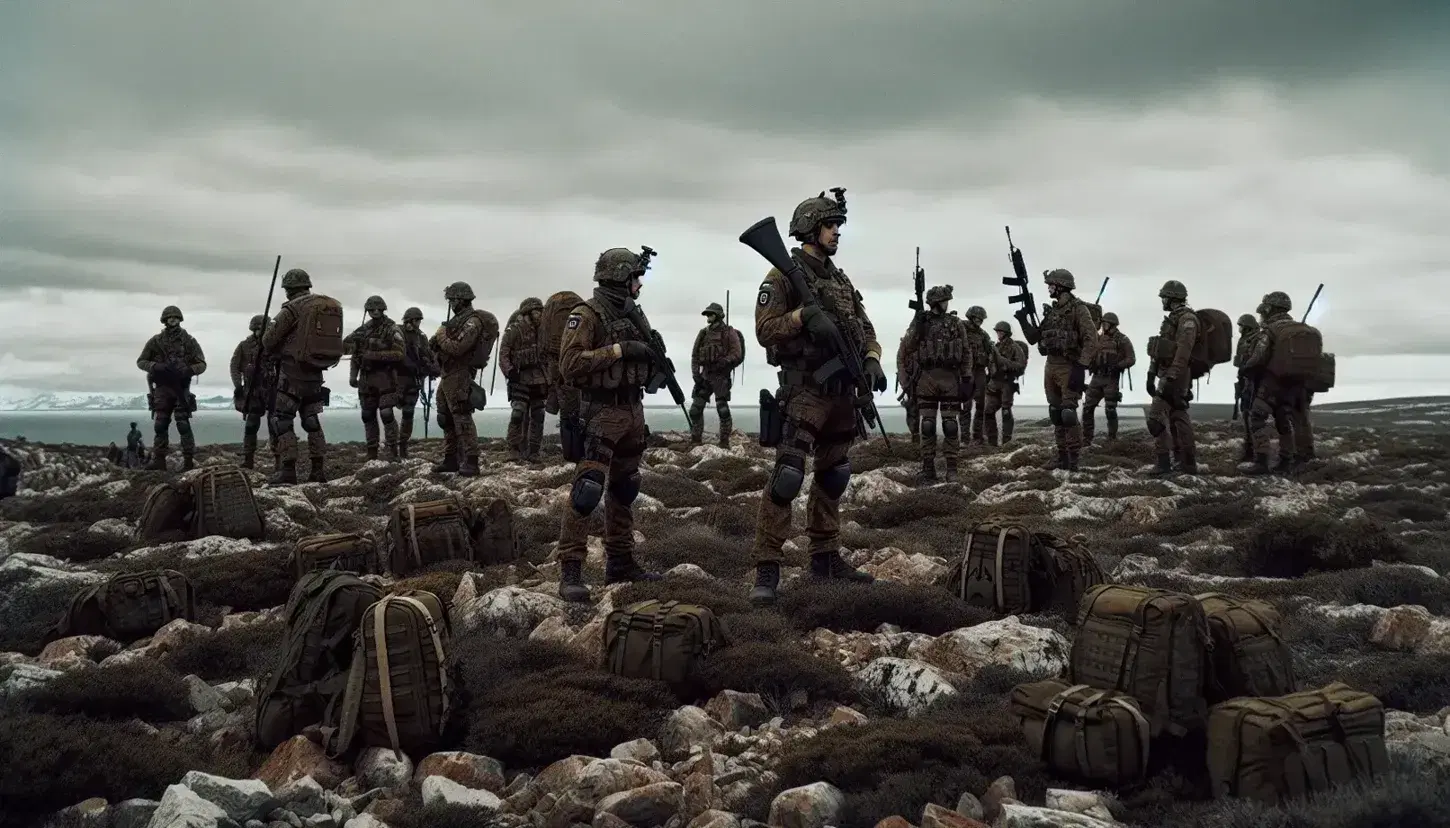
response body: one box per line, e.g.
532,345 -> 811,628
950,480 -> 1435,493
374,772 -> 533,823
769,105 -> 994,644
346,296 -> 407,461
895,333 -> 919,443
1145,280 -> 1200,476
1232,313 -> 1261,463
500,297 -> 549,462
902,286 -> 970,481
1035,270 -> 1100,471
749,190 -> 881,606
554,248 -> 669,602
230,314 -> 274,470
688,302 -> 745,447
961,305 -> 994,446
429,282 -> 499,477
1237,291 -> 1304,475
983,320 -> 1029,446
136,305 -> 207,471
1081,312 -> 1137,445
261,268 -> 343,484
398,307 -> 439,458
125,421 -> 146,468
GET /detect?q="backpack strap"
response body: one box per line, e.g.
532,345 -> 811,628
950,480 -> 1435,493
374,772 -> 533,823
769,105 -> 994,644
651,600 -> 679,681
994,527 -> 1011,610
406,505 -> 423,571
392,594 -> 451,735
320,623 -> 368,758
1103,696 -> 1152,781
371,598 -> 402,758
1041,683 -> 1092,765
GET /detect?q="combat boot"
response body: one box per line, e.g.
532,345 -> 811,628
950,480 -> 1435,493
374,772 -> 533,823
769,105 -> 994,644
920,457 -> 937,481
558,560 -> 589,603
146,448 -> 168,471
307,458 -> 327,483
944,458 -> 958,482
604,554 -> 662,585
366,446 -> 378,461
241,452 -> 255,470
809,550 -> 874,584
1238,442 -> 1255,463
1066,452 -> 1080,472
1273,453 -> 1297,475
432,454 -> 460,474
1151,453 -> 1174,476
1179,454 -> 1199,475
386,445 -> 399,462
1043,451 -> 1070,471
457,454 -> 480,477
398,442 -> 409,459
182,455 -> 195,471
271,459 -> 298,485
718,434 -> 731,449
749,562 -> 781,607
1240,453 -> 1271,475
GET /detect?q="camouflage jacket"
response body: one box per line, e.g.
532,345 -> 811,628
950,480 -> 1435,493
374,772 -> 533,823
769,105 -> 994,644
962,321 -> 995,375
1239,311 -> 1294,373
692,322 -> 744,376
401,327 -> 439,386
755,247 -> 881,374
1149,305 -> 1200,379
229,335 -> 270,389
1037,294 -> 1100,365
137,327 -> 207,387
500,315 -> 549,386
558,292 -> 656,392
1092,330 -> 1137,375
992,337 -> 1030,379
902,311 -> 970,372
431,307 -> 499,376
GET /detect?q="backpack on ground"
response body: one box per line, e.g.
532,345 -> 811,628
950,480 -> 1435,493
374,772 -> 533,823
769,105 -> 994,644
1306,352 -> 1336,394
191,464 -> 265,540
1034,532 -> 1105,617
1206,682 -> 1388,804
47,569 -> 196,645
1189,309 -> 1233,379
604,599 -> 730,684
324,591 -> 451,759
136,481 -> 195,543
291,533 -> 379,578
943,522 -> 1038,615
469,497 -> 520,565
1265,322 -> 1324,383
1195,593 -> 1296,703
286,294 -> 346,370
1069,584 -> 1211,737
254,570 -> 383,749
386,498 -> 476,577
1010,678 -> 1151,786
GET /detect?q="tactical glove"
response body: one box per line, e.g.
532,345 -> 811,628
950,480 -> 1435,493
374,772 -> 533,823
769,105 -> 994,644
1160,366 -> 1180,382
349,377 -> 360,388
1068,363 -> 1087,393
800,305 -> 836,341
620,341 -> 653,361
863,357 -> 888,393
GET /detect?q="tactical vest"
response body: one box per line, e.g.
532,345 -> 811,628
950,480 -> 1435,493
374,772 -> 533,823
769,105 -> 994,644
695,326 -> 734,371
356,321 -> 400,364
235,337 -> 270,387
509,320 -> 543,370
768,252 -> 867,371
917,313 -> 968,369
1151,308 -> 1194,367
993,338 -> 1027,379
578,299 -> 652,391
439,310 -> 490,372
402,329 -> 429,377
1233,332 -> 1258,371
1039,297 -> 1084,358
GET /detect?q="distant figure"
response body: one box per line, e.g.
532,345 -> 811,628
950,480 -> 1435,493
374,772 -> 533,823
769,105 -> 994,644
125,422 -> 145,468
107,441 -> 124,465
0,448 -> 19,499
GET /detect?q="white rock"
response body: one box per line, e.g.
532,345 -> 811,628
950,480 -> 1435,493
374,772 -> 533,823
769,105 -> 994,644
452,586 -> 566,638
855,657 -> 959,716
180,771 -> 277,822
184,675 -> 228,715
147,783 -> 230,828
1043,789 -> 1116,822
767,781 -> 844,828
0,663 -> 62,698
420,775 -> 502,813
920,617 -> 1070,679
997,801 -> 1114,827
355,747 -> 413,791
659,706 -> 726,761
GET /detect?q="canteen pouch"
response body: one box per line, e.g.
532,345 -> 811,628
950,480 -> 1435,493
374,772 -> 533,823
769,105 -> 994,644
759,389 -> 784,448
561,415 -> 585,462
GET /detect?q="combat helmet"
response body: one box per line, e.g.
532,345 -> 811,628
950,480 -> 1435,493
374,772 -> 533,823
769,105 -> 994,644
403,307 -> 423,322
1237,313 -> 1258,329
1158,280 -> 1188,301
788,188 -> 848,241
1261,291 -> 1292,312
925,285 -> 953,306
160,305 -> 183,322
993,320 -> 1013,335
281,268 -> 311,290
444,281 -> 475,302
966,305 -> 987,323
364,295 -> 387,312
519,297 -> 544,313
1101,312 -> 1119,326
594,247 -> 654,284
249,314 -> 267,332
702,302 -> 724,317
1043,269 -> 1076,290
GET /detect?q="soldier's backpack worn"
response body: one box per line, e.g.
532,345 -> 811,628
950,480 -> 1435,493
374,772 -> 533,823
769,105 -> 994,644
1034,532 -> 1105,617
540,290 -> 585,381
1206,682 -> 1389,804
324,591 -> 451,759
47,569 -> 196,645
254,570 -> 383,750
191,465 -> 265,540
469,497 -> 520,565
1306,352 -> 1336,394
287,293 -> 346,370
385,498 -> 476,577
604,599 -> 730,684
1189,309 -> 1233,379
135,480 -> 196,543
1083,299 -> 1103,331
944,522 -> 1039,615
1195,593 -> 1296,704
1069,584 -> 1211,737
1010,678 -> 1152,786
291,533 -> 379,578
1264,321 -> 1324,383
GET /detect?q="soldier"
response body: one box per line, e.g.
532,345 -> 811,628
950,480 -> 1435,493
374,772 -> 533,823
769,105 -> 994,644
1035,270 -> 1100,471
688,302 -> 745,447
1081,312 -> 1137,445
555,248 -> 669,602
1237,291 -> 1304,475
261,268 -> 342,484
1232,313 -> 1261,463
135,305 -> 207,471
125,421 -> 145,468
901,286 -> 971,480
1145,280 -> 1200,476
230,314 -> 274,470
749,190 -> 882,606
983,320 -> 1029,446
344,296 -> 407,461
961,305 -> 994,445
500,297 -> 549,461
428,282 -> 499,477
398,307 -> 439,458
895,334 -> 919,443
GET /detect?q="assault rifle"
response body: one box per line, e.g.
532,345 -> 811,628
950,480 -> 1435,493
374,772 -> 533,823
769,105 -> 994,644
628,246 -> 693,430
1303,283 -> 1324,322
1003,227 -> 1042,345
899,245 -> 925,402
1095,277 -> 1109,307
422,378 -> 433,438
242,255 -> 282,418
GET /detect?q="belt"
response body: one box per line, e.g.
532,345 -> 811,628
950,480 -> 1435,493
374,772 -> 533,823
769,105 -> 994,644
777,369 -> 852,397
580,387 -> 644,405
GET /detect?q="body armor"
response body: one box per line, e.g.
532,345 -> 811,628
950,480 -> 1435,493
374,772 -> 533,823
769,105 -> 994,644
915,313 -> 968,370
578,299 -> 654,391
767,252 -> 867,372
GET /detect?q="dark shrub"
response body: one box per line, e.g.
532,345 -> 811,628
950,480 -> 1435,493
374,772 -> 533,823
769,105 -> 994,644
392,563 -> 467,607
166,619 -> 284,682
18,661 -> 192,722
685,455 -> 769,496
1341,568 -> 1450,615
638,523 -> 751,581
1241,515 -> 1403,578
697,501 -> 756,540
1334,653 -> 1450,715
1154,494 -> 1257,536
0,569 -> 83,656
172,545 -> 295,612
11,524 -> 132,564
857,489 -> 974,530
0,480 -> 154,524
696,642 -> 855,712
719,610 -> 796,644
639,470 -> 716,508
777,581 -> 995,636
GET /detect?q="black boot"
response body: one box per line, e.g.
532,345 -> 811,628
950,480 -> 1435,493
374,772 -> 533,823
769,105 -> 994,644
809,551 -> 874,583
398,442 -> 409,459
241,452 -> 255,470
270,459 -> 298,485
458,454 -> 480,477
432,454 -> 460,474
1066,452 -> 1079,472
604,554 -> 661,585
1151,453 -> 1174,476
750,562 -> 781,607
146,447 -> 168,471
1273,453 -> 1297,475
182,455 -> 195,471
307,458 -> 327,483
558,559 -> 589,603
921,458 -> 937,481
1238,442 -> 1254,463
366,446 -> 378,461
386,445 -> 399,461
1241,453 -> 1271,475
1044,451 -> 1070,471
1179,454 -> 1198,475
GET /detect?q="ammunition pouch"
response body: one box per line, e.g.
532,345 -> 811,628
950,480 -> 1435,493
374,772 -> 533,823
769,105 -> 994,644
759,389 -> 784,448
1149,335 -> 1176,363
561,416 -> 585,462
1040,328 -> 1071,355
186,393 -> 198,414
146,393 -> 155,413
468,381 -> 487,411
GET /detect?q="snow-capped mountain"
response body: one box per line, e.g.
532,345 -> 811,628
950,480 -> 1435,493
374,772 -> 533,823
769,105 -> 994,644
0,391 -> 359,411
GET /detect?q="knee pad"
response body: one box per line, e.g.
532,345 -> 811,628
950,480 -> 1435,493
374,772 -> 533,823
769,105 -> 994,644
941,417 -> 960,439
510,400 -> 527,415
300,414 -> 322,434
360,407 -> 376,422
1058,407 -> 1079,428
607,470 -> 641,506
920,416 -> 937,437
767,454 -> 806,506
379,410 -> 396,425
716,402 -> 730,416
814,460 -> 851,500
153,416 -> 171,433
1146,418 -> 1166,437
1047,406 -> 1063,426
570,469 -> 606,516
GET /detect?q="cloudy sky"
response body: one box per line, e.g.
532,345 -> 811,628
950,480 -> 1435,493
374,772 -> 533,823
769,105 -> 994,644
3,0 -> 1448,409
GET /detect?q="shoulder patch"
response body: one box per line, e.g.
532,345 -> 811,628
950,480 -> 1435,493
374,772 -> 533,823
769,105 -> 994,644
757,283 -> 772,306
566,314 -> 582,330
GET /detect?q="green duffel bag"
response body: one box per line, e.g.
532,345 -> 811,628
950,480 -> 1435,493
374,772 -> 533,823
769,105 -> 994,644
1011,678 -> 1151,787
603,599 -> 729,683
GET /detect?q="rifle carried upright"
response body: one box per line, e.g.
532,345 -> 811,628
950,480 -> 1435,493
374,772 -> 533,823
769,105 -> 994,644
1003,227 -> 1042,345
898,246 -> 926,403
242,255 -> 283,418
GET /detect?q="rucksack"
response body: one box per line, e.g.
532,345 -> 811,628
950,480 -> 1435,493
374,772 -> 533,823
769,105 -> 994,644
1189,309 -> 1233,379
385,498 -> 476,577
1206,683 -> 1388,804
1264,321 -> 1323,383
324,591 -> 451,759
291,533 -> 379,578
254,570 -> 383,750
457,309 -> 496,371
469,497 -> 519,565
1034,532 -> 1105,617
1306,352 -> 1335,394
943,522 -> 1038,615
47,569 -> 196,645
136,480 -> 195,543
1083,300 -> 1103,330
1069,585 -> 1211,737
1010,678 -> 1151,786
191,465 -> 265,540
1195,593 -> 1296,703
286,294 -> 346,370
604,599 -> 730,684
540,290 -> 584,379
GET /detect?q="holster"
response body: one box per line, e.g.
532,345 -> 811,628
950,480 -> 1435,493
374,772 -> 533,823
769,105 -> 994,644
758,389 -> 784,448
186,393 -> 198,414
146,392 -> 155,413
468,381 -> 487,410
560,416 -> 586,462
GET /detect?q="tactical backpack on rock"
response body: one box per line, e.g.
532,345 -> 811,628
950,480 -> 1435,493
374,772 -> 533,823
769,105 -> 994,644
136,480 -> 195,543
191,465 -> 265,540
1265,322 -> 1324,383
385,498 -> 476,577
47,569 -> 196,645
1069,584 -> 1211,737
254,571 -> 383,749
291,533 -> 379,578
1190,309 -> 1233,379
1034,532 -> 1105,617
1306,352 -> 1336,394
287,294 -> 346,370
1195,593 -> 1297,704
1206,682 -> 1389,804
944,522 -> 1037,615
604,599 -> 730,684
469,497 -> 520,565
1010,678 -> 1152,786
324,591 -> 452,759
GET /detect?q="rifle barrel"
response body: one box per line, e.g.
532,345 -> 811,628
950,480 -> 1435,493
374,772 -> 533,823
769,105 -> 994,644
242,255 -> 282,416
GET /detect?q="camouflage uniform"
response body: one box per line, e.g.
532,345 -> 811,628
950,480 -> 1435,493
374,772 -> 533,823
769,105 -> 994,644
398,307 -> 440,458
262,269 -> 337,484
750,190 -> 881,606
344,296 -> 407,461
1036,270 -> 1100,470
902,286 -> 971,480
895,334 -> 919,442
135,306 -> 207,471
429,282 -> 499,477
689,301 -> 745,447
555,248 -> 667,602
1232,314 -> 1261,463
1238,291 -> 1305,475
961,305 -> 994,444
1146,280 -> 1200,475
230,314 -> 275,470
1081,312 -> 1137,444
983,320 -> 1029,446
125,423 -> 145,468
500,297 -> 549,461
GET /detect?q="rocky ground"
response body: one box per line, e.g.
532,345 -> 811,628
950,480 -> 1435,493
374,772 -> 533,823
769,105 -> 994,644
3,416 -> 1450,828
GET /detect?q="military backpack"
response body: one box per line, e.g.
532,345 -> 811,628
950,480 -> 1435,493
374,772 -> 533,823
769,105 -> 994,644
385,497 -> 477,577
1305,352 -> 1336,394
1011,678 -> 1151,786
604,599 -> 730,684
286,293 -> 346,370
1195,592 -> 1297,704
469,497 -> 520,565
1189,309 -> 1233,379
941,524 -> 1103,617
1264,321 -> 1324,383
191,465 -> 265,540
47,569 -> 196,646
135,480 -> 195,543
291,532 -> 379,578
1034,532 -> 1105,617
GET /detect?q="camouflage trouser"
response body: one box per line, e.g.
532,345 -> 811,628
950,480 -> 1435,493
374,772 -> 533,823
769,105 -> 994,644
237,387 -> 272,459
1147,375 -> 1194,458
688,373 -> 733,442
1043,359 -> 1085,454
358,382 -> 401,453
1250,379 -> 1300,460
754,385 -> 857,563
397,382 -> 424,447
437,370 -> 478,464
982,377 -> 1018,444
1082,374 -> 1123,442
150,385 -> 197,458
1295,392 -> 1316,458
269,374 -> 327,462
901,396 -> 919,441
960,368 -> 988,442
557,399 -> 646,563
507,381 -> 548,458
546,383 -> 581,418
914,369 -> 965,469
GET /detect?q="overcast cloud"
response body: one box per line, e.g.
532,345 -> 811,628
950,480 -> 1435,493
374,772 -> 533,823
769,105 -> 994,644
3,0 -> 1448,407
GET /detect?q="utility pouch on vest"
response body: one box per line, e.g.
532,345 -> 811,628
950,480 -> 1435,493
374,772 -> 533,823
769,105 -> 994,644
561,415 -> 585,462
468,381 -> 488,410
759,389 -> 784,448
